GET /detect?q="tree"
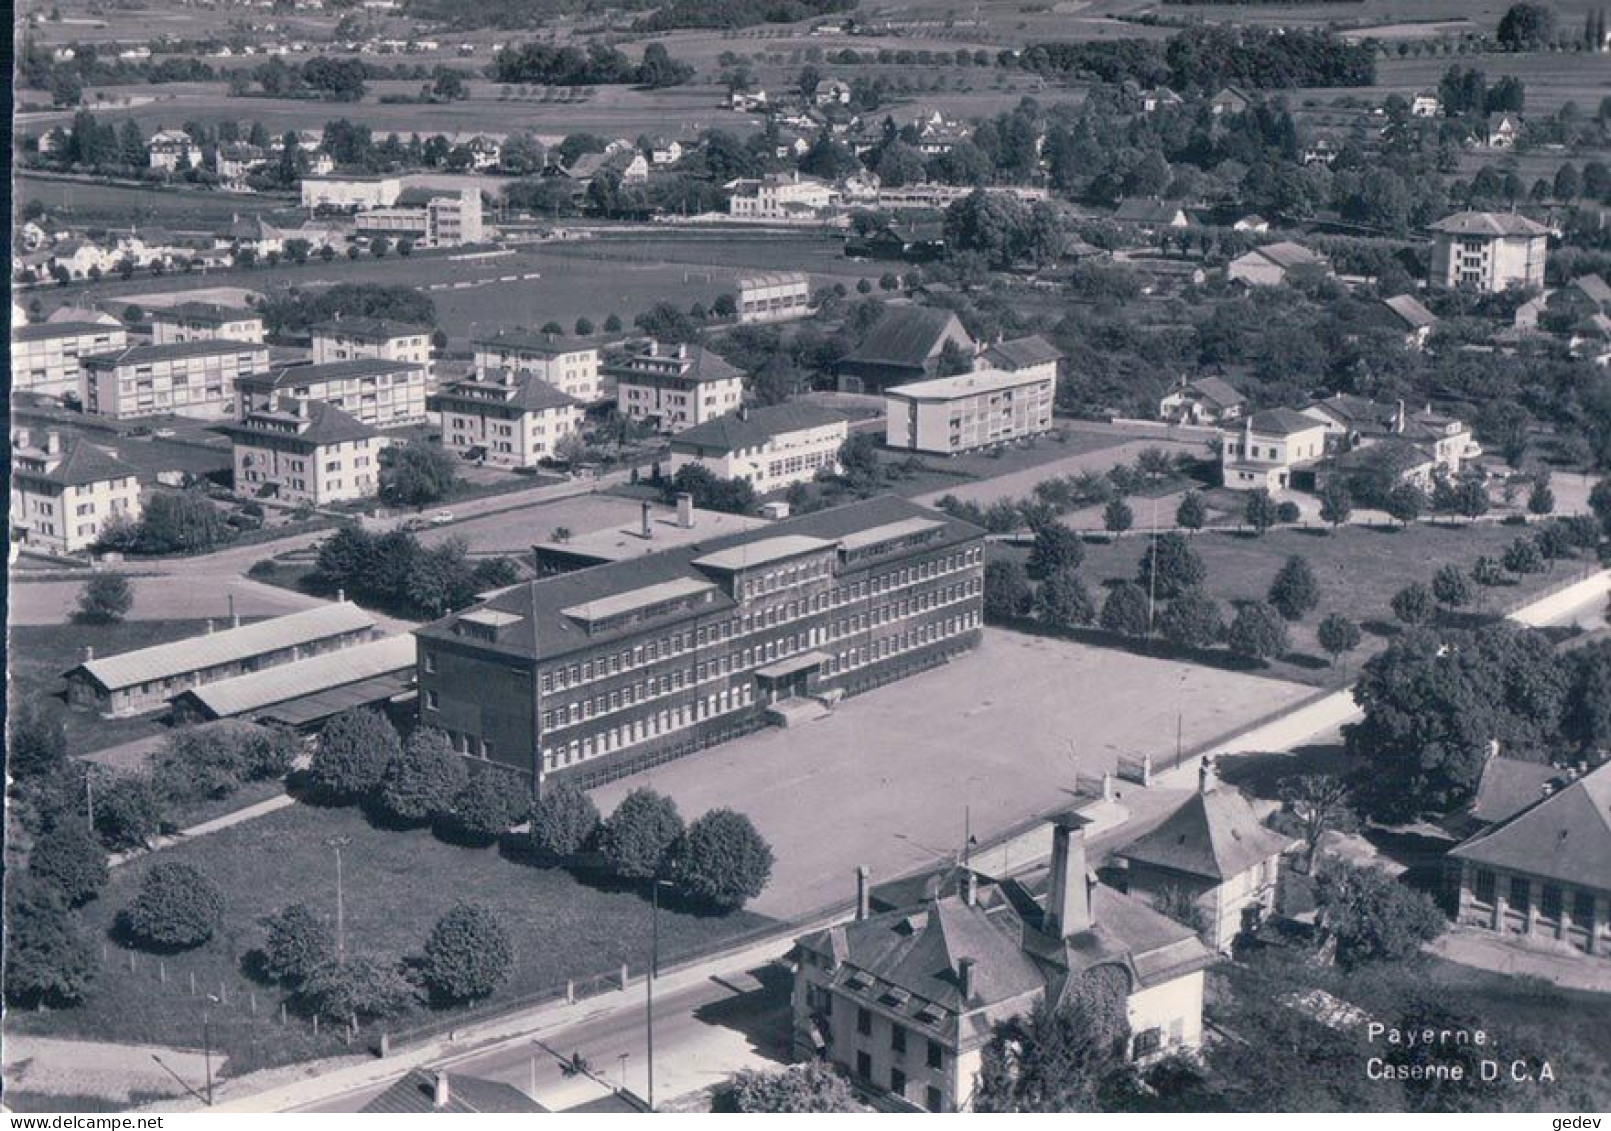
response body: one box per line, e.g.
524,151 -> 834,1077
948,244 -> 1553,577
1317,613 -> 1362,672
1590,478 -> 1611,538
1391,582 -> 1435,626
27,819 -> 109,907
1100,581 -> 1152,638
259,904 -> 333,986
1472,555 -> 1506,588
308,708 -> 401,801
9,698 -> 68,780
1527,479 -> 1555,516
673,808 -> 775,910
1318,479 -> 1352,530
1037,567 -> 1096,630
137,489 -> 232,552
1497,2 -> 1557,48
1227,601 -> 1290,662
298,955 -> 415,1020
975,968 -> 1132,1112
1026,523 -> 1084,579
984,559 -> 1034,621
1278,773 -> 1359,870
1267,555 -> 1319,621
4,879 -> 97,1008
77,572 -> 133,623
1313,859 -> 1445,966
1431,562 -> 1473,616
600,788 -> 684,879
1564,640 -> 1611,752
1103,498 -> 1134,539
1452,479 -> 1490,522
1160,588 -> 1222,649
381,440 -> 458,507
421,902 -> 513,1003
1385,482 -> 1426,528
715,1063 -> 858,1113
1243,489 -> 1279,535
1503,537 -> 1544,576
1138,532 -> 1206,601
530,780 -> 599,859
120,862 -> 224,950
94,772 -> 167,852
405,538 -> 480,618
376,728 -> 467,825
449,770 -> 519,843
1175,491 -> 1207,532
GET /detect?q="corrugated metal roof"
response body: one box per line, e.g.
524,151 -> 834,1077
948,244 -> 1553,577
178,634 -> 415,718
73,603 -> 375,691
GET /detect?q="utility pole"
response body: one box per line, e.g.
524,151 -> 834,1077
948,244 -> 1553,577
327,836 -> 351,963
646,878 -> 669,1111
1146,492 -> 1160,642
203,994 -> 218,1106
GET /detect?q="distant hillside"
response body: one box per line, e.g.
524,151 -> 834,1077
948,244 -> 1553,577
632,0 -> 856,33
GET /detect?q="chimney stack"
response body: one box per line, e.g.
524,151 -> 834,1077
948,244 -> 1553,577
855,865 -> 870,921
84,645 -> 95,661
337,587 -> 346,603
45,431 -> 62,455
676,492 -> 694,529
229,593 -> 239,628
14,429 -> 30,451
1045,810 -> 1092,938
956,957 -> 975,1002
1198,756 -> 1217,795
962,868 -> 978,907
206,619 -> 215,635
433,1072 -> 451,1109
641,500 -> 654,539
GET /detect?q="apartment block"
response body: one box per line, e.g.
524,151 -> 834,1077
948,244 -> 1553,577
149,302 -> 265,345
11,320 -> 128,400
10,429 -> 143,555
430,368 -> 586,469
225,398 -> 386,506
609,340 -> 745,433
883,366 -> 1055,454
81,340 -> 269,420
236,359 -> 429,428
1429,211 -> 1549,293
471,329 -> 604,403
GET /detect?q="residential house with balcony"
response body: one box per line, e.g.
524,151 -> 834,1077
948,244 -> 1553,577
11,429 -> 143,554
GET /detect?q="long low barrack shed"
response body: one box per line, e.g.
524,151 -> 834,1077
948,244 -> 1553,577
170,634 -> 417,727
65,602 -> 377,718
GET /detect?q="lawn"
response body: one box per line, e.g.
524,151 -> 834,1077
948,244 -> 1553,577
1017,520 -> 1592,687
7,619 -> 266,754
11,801 -> 772,1076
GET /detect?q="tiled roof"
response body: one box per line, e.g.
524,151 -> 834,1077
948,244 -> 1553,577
415,495 -> 982,662
1184,375 -> 1243,408
310,317 -> 430,342
1429,211 -> 1549,238
983,334 -> 1064,370
1248,241 -> 1326,270
1247,407 -> 1327,436
361,1070 -> 546,1114
12,322 -> 124,342
224,399 -> 380,447
472,328 -> 597,356
614,344 -> 743,385
843,306 -> 972,370
1570,274 -> 1611,307
1114,199 -> 1185,224
1383,294 -> 1437,329
246,358 -> 424,389
14,438 -> 140,488
668,402 -> 847,454
1449,761 -> 1611,890
82,340 -> 267,367
431,369 -> 581,414
1469,756 -> 1568,828
175,634 -> 414,719
69,603 -> 376,692
1116,785 -> 1297,883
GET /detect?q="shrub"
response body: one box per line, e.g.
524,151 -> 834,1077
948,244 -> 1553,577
376,727 -> 467,825
1227,601 -> 1290,661
600,788 -> 684,879
448,769 -> 519,843
28,819 -> 109,907
421,902 -> 513,1003
715,1063 -> 858,1113
1099,580 -> 1151,638
121,862 -> 224,950
672,808 -> 775,910
308,708 -> 401,801
1268,555 -> 1319,621
4,879 -> 97,1009
259,904 -> 333,986
153,721 -> 299,805
529,780 -> 600,859
9,698 -> 68,781
77,572 -> 134,623
298,955 -> 416,1020
1159,588 -> 1221,649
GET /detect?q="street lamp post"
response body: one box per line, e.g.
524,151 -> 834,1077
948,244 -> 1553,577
327,836 -> 351,963
646,878 -> 670,1111
203,993 -> 219,1106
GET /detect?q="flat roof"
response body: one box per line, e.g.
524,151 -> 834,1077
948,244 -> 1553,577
693,535 -> 836,572
177,634 -> 415,718
561,577 -> 717,623
885,366 -> 1051,401
535,507 -> 772,563
71,603 -> 375,692
838,517 -> 944,552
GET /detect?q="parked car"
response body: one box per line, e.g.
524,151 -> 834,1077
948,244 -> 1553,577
431,511 -> 454,525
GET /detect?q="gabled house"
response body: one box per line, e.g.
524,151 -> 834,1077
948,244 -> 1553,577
608,340 -> 745,433
1115,758 -> 1298,952
1483,112 -> 1522,149
982,334 -> 1064,384
790,810 -> 1215,1111
836,306 -> 976,395
668,402 -> 849,493
1381,293 -> 1438,349
1209,87 -> 1251,116
431,368 -> 586,468
225,397 -> 386,506
1219,408 -> 1329,491
1113,199 -> 1190,232
1159,374 -> 1245,426
362,1069 -> 546,1114
1227,241 -> 1331,287
148,128 -> 200,171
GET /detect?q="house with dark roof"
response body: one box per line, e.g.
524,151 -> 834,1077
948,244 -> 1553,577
1209,87 -> 1251,116
1302,394 -> 1480,480
1219,407 -> 1330,491
1449,754 -> 1577,840
471,328 -> 603,404
1429,210 -> 1549,293
1227,241 -> 1332,287
1380,294 -> 1438,349
1566,273 -> 1611,312
1447,760 -> 1611,958
981,335 -> 1065,384
1114,759 -> 1298,952
11,429 -> 143,555
1112,199 -> 1190,232
413,495 -> 985,785
224,398 -> 386,506
608,340 -> 745,433
431,368 -> 586,468
1159,374 -> 1245,426
311,318 -> 433,379
836,307 -> 976,395
791,809 -> 1215,1110
846,221 -> 947,263
361,1069 -> 546,1114
236,358 -> 428,428
669,402 -> 849,493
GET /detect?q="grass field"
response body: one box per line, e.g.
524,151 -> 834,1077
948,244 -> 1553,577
15,174 -> 293,230
1018,520 -> 1592,687
9,801 -> 772,1075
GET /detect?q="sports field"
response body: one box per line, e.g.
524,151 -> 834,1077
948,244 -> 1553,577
590,627 -> 1314,918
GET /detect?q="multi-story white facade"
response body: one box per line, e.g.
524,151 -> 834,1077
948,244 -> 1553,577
728,173 -> 837,221
471,330 -> 603,403
736,273 -> 812,324
11,429 -> 143,554
311,318 -> 433,382
668,403 -> 849,494
430,369 -> 586,469
148,128 -> 200,171
1218,408 -> 1330,491
610,341 -> 745,433
884,366 -> 1055,455
1429,211 -> 1549,293
226,398 -> 386,506
236,359 -> 429,428
81,340 -> 269,420
149,302 -> 265,345
300,173 -> 402,211
353,188 -> 483,248
11,321 -> 128,400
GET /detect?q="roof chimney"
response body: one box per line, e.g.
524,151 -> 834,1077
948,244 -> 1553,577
84,645 -> 94,660
206,619 -> 215,635
855,865 -> 870,921
45,431 -> 63,455
433,1072 -> 451,1108
337,588 -> 346,603
1199,755 -> 1217,794
956,956 -> 975,1002
14,429 -> 30,451
676,492 -> 694,529
229,593 -> 239,628
962,868 -> 978,907
641,500 -> 654,539
1045,810 -> 1092,938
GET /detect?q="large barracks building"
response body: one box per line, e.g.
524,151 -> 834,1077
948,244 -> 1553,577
413,497 -> 985,788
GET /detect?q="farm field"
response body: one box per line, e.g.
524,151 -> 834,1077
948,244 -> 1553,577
15,173 -> 292,230
7,801 -> 772,1074
1295,52 -> 1611,113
